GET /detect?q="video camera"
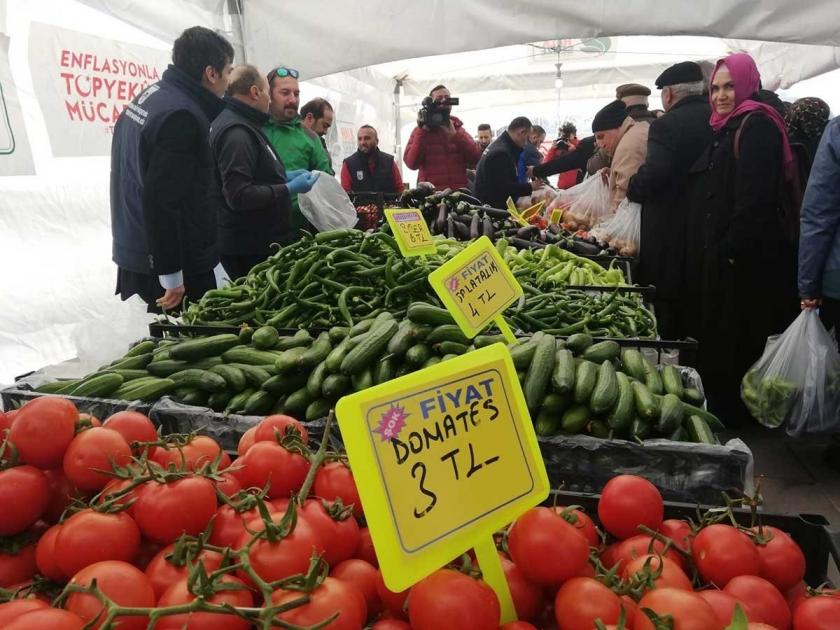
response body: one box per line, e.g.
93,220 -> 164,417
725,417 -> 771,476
418,96 -> 460,128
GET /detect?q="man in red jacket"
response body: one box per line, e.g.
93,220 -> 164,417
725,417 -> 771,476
403,85 -> 481,190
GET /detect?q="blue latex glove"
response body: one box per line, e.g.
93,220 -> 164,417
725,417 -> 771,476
286,171 -> 321,195
285,169 -> 308,181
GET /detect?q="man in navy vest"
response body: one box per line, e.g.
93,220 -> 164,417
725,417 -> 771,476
340,125 -> 403,194
110,26 -> 234,312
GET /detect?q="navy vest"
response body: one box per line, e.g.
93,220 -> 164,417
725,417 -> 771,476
343,149 -> 395,193
110,65 -> 222,275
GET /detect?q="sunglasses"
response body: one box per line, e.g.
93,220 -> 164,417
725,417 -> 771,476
275,67 -> 299,79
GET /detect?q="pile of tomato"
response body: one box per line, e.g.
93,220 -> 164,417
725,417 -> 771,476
0,396 -> 838,630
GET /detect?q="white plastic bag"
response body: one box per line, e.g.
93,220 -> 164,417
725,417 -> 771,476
591,198 -> 641,257
297,171 -> 358,232
741,309 -> 840,436
546,172 -> 611,230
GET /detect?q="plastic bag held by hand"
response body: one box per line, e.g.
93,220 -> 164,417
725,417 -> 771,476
549,173 -> 611,230
297,171 -> 358,232
591,198 -> 641,257
741,309 -> 840,436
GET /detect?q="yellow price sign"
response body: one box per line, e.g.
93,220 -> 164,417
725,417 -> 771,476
505,197 -> 529,226
384,208 -> 437,257
550,207 -> 565,225
428,236 -> 522,343
335,344 -> 549,622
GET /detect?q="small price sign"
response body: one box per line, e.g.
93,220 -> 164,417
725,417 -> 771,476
336,344 -> 549,623
428,236 -> 522,344
384,208 -> 436,257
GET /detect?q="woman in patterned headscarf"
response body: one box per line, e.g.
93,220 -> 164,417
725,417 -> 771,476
786,97 -> 831,171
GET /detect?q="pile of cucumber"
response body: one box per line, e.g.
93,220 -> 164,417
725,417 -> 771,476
35,305 -> 722,445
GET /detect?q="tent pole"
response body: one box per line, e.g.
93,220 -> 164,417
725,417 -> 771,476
226,0 -> 247,63
393,77 -> 404,170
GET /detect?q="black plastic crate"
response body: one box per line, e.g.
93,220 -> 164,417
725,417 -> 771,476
1,383 -> 152,417
547,489 -> 840,587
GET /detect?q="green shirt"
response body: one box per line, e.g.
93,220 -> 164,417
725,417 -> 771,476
263,115 -> 334,232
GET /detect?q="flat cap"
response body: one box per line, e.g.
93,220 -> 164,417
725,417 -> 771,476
592,100 -> 628,132
655,61 -> 704,89
616,83 -> 651,99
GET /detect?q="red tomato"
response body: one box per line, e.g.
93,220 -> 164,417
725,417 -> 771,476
236,441 -> 310,499
553,576 -> 622,630
621,595 -> 639,627
65,560 -> 155,630
237,426 -> 257,456
501,624 -> 539,630
355,527 -> 378,567
508,507 -> 590,586
623,554 -> 693,591
409,569 -> 500,630
3,608 -> 85,630
0,599 -> 50,626
0,542 -> 36,588
255,414 -> 309,445
132,539 -> 162,571
784,582 -> 809,613
214,471 -> 242,498
792,595 -> 840,630
314,461 -> 363,517
35,524 -> 65,581
98,477 -> 140,512
271,576 -> 367,629
610,534 -> 687,571
635,588 -> 723,630
62,427 -> 132,492
0,410 -> 9,433
693,524 -> 761,587
331,558 -> 382,619
152,436 -> 230,472
724,576 -> 791,630
375,570 -> 409,619
698,589 -> 757,626
144,544 -> 224,600
748,624 -> 780,630
54,508 -> 140,576
553,505 -> 600,547
0,465 -> 49,536
103,411 -> 158,456
42,470 -> 83,524
300,498 -> 361,567
498,552 -> 544,622
208,500 -> 277,549
597,475 -> 664,540
131,476 -> 217,544
371,621 -> 412,630
5,408 -> 19,424
237,513 -> 325,583
753,526 -> 806,592
659,519 -> 694,551
156,574 -> 253,629
8,397 -> 78,469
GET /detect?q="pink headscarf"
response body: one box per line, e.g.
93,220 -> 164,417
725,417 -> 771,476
709,53 -> 794,177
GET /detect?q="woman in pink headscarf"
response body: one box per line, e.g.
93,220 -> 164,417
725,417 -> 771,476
683,52 -> 798,425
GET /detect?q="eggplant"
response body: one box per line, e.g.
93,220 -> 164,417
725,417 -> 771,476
451,191 -> 483,206
435,202 -> 448,234
454,220 -> 470,239
452,213 -> 474,225
509,237 -> 547,249
516,225 -> 540,240
480,206 -> 511,220
469,213 -> 481,239
569,239 -> 602,256
446,213 -> 456,238
482,216 -> 495,240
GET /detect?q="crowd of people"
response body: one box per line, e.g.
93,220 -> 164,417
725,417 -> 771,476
109,25 -> 839,425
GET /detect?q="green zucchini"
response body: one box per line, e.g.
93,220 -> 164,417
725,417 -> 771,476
561,404 -> 590,434
551,349 -> 576,394
209,364 -> 247,392
607,372 -> 634,430
621,348 -> 648,381
169,334 -> 240,362
566,333 -> 594,355
657,393 -> 684,434
168,369 -> 227,393
406,302 -> 455,326
631,381 -> 658,420
341,319 -> 399,375
251,326 -> 280,350
661,365 -> 685,399
68,373 -> 124,398
523,333 -> 556,412
582,340 -> 621,363
573,360 -> 599,405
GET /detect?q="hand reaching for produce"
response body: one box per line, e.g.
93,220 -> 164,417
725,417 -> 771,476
531,179 -> 545,191
800,297 -> 821,309
156,285 -> 185,311
285,169 -> 308,181
286,171 -> 320,195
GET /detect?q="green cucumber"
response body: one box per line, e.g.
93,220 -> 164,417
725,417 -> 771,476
105,369 -> 150,382
561,404 -> 590,433
283,386 -> 312,415
341,320 -> 399,375
124,340 -> 156,358
169,334 -> 240,362
566,333 -> 594,355
509,339 -> 538,370
68,373 -> 124,398
223,346 -> 283,366
251,326 -> 280,350
348,319 -> 374,337
669,426 -> 687,442
168,369 -> 227,393
322,374 -> 351,400
621,348 -> 648,381
208,390 -> 234,411
423,356 -> 442,368
275,347 -> 308,373
644,363 -> 665,395
352,367 -> 374,392
225,387 -> 256,413
306,399 -> 331,421
551,349 -> 576,394
582,340 -> 621,363
298,332 -> 332,369
587,420 -> 610,439
683,387 -> 705,406
243,389 -> 275,415
374,356 -> 397,385
225,363 -> 273,388
325,337 -> 351,373
590,360 -> 619,414
631,380 -> 658,420
541,392 -> 571,416
108,354 -> 153,371
681,403 -> 724,432
657,393 -> 684,434
275,329 -> 312,350
425,325 -> 470,345
661,365 -> 685,399
523,333 -> 557,412
685,415 -> 715,444
173,387 -> 209,406
112,377 -> 175,402
474,334 -> 507,349
406,302 -> 455,326
534,409 -> 561,436
573,360 -> 599,405
238,326 -> 255,344
607,372 -> 634,430
262,372 -> 308,396
434,341 -> 469,356
306,361 -> 328,398
209,364 -> 247,392
34,379 -> 80,394
630,417 -> 652,440
406,343 -> 432,366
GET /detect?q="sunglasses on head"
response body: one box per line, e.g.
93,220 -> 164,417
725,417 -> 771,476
275,67 -> 299,79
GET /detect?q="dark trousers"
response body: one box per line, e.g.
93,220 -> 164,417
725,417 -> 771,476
220,254 -> 267,281
115,268 -> 216,314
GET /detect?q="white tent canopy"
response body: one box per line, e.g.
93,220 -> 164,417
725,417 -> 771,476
2,0 -> 840,383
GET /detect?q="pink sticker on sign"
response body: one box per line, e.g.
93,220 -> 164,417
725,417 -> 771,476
374,404 -> 409,441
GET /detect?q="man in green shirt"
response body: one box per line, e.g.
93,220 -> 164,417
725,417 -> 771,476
263,66 -> 334,236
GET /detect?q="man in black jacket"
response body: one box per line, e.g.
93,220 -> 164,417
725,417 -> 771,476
627,61 -> 713,339
340,125 -> 403,194
210,65 -> 319,280
111,26 -> 233,312
475,117 -> 542,209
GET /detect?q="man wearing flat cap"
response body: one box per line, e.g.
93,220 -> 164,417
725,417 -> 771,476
592,100 -> 649,211
626,61 -> 712,339
616,83 -> 657,122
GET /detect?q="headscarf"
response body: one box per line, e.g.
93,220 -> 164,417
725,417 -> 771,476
709,53 -> 794,177
785,97 -> 831,141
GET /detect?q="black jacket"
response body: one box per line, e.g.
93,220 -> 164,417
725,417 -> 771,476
344,149 -> 396,193
531,136 -> 596,179
210,97 -> 293,256
683,111 -> 797,420
474,131 -> 532,208
627,95 -> 713,303
111,65 -> 223,276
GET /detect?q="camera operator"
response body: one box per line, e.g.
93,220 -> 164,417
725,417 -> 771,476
403,84 -> 481,190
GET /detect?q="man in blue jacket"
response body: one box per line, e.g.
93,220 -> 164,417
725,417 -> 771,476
110,26 -> 233,312
799,116 -> 840,335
